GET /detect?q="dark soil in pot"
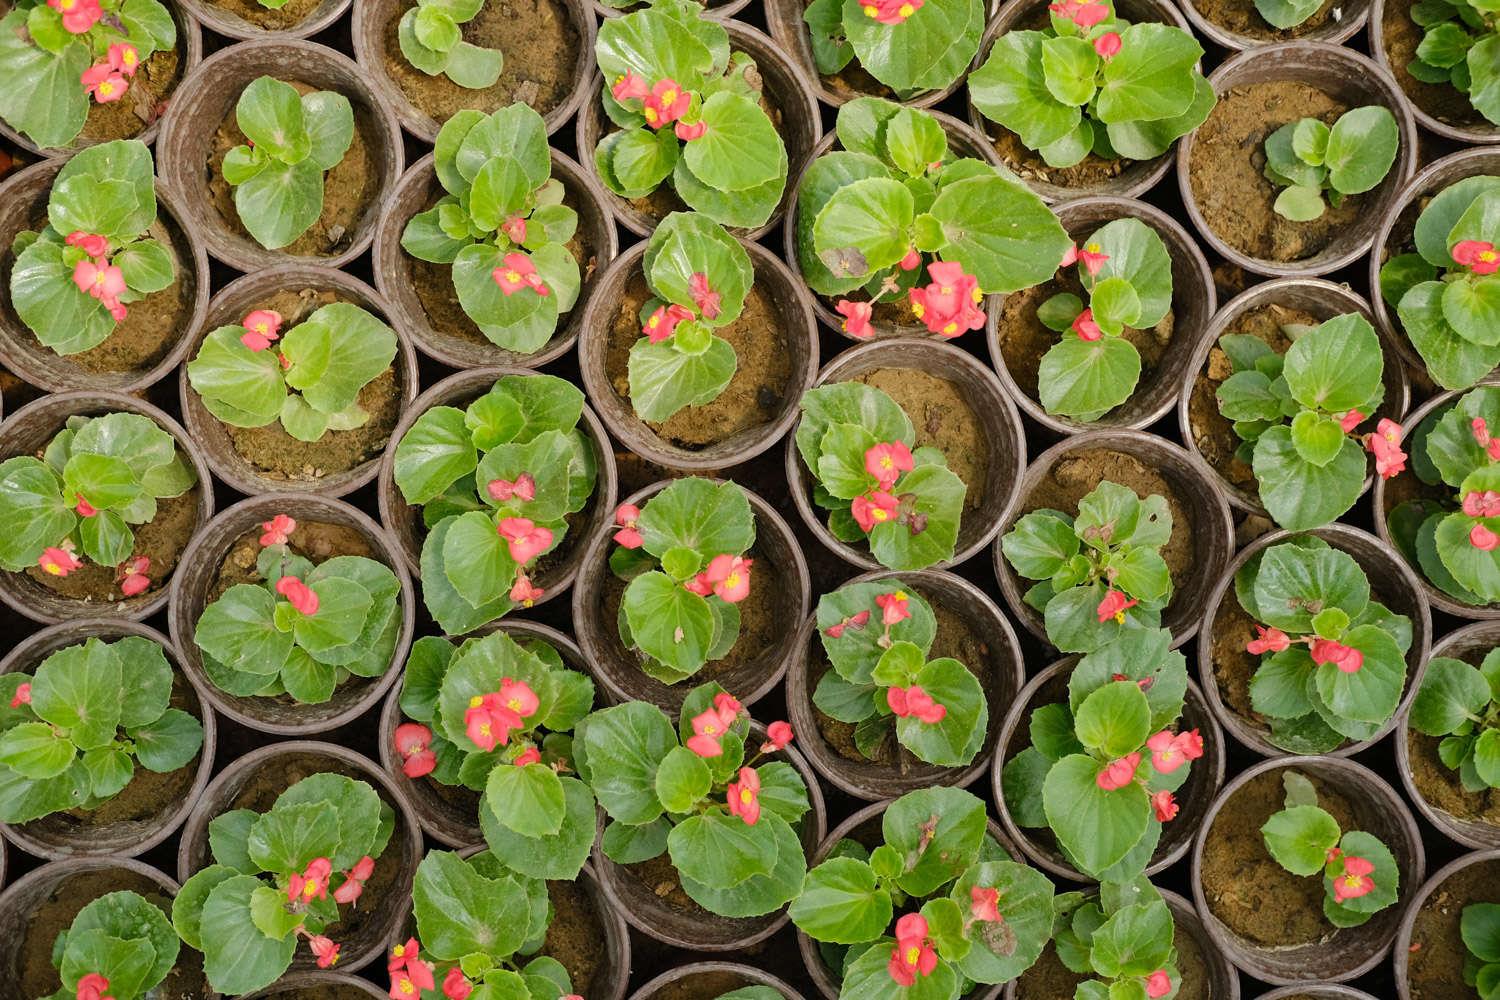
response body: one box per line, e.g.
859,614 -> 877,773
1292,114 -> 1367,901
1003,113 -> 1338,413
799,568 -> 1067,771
248,972 -> 389,998
205,0 -> 330,30
632,962 -> 805,1000
1377,0 -> 1499,139
1401,855 -> 1500,1000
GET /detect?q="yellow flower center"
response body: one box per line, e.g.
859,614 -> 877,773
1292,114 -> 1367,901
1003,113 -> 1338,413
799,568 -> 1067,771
894,590 -> 907,600
940,285 -> 954,294
942,322 -> 957,334
645,108 -> 659,122
899,2 -> 915,13
398,981 -> 414,997
880,456 -> 893,469
740,788 -> 753,803
647,315 -> 659,328
504,270 -> 520,283
303,879 -> 319,897
971,287 -> 983,303
469,696 -> 483,708
1483,250 -> 1498,263
912,302 -> 925,318
480,723 -> 492,736
906,946 -> 921,964
43,561 -> 61,575
1086,242 -> 1101,253
704,722 -> 718,734
661,89 -> 676,103
1114,610 -> 1127,624
863,4 -> 877,14
507,697 -> 521,711
725,572 -> 741,589
98,82 -> 114,97
872,509 -> 889,522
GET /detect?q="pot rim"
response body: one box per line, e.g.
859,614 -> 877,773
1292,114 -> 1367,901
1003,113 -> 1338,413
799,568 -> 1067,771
626,960 -> 807,1000
1176,0 -> 1368,51
177,0 -> 352,41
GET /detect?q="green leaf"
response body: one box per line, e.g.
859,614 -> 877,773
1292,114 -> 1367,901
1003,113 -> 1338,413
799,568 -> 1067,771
897,657 -> 988,767
653,744 -> 711,813
0,722 -> 75,779
867,464 -> 967,571
235,77 -> 309,163
1274,185 -> 1327,222
198,876 -> 295,994
130,708 -> 203,773
395,405 -> 479,505
789,857 -> 892,944
30,639 -> 121,750
1074,681 -> 1152,758
668,811 -> 777,888
0,10 -> 89,149
0,457 -> 73,572
576,702 -> 676,825
485,762 -> 566,837
49,139 -> 158,240
413,850 -> 531,961
882,786 -> 987,897
1325,106 -> 1399,195
1038,334 -> 1142,420
814,177 -> 916,280
300,90 -> 354,172
1043,754 -> 1149,878
479,775 -> 595,881
1412,657 -> 1490,735
842,0 -> 984,93
1096,24 -> 1203,126
1252,425 -> 1366,530
928,173 -> 1072,293
1399,280 -> 1500,391
1261,804 -> 1341,876
233,159 -> 324,251
683,92 -> 787,195
627,333 -> 737,422
1041,35 -> 1099,107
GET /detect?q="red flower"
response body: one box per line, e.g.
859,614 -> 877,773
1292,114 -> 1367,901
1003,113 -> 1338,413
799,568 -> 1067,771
862,0 -> 925,25
875,590 -> 912,626
1072,307 -> 1102,341
497,517 -> 553,563
1060,243 -> 1079,268
388,939 -> 420,971
970,885 -> 1001,923
1096,589 -> 1138,624
75,496 -> 96,517
81,63 -> 128,103
287,857 -> 332,903
75,973 -> 112,1000
908,261 -> 985,338
675,119 -> 707,141
496,678 -> 539,719
1332,855 -> 1376,902
836,299 -> 874,339
1096,752 -> 1141,791
442,967 -> 474,1000
687,272 -> 721,319
50,0 -> 101,34
9,682 -> 30,709
898,247 -> 922,271
276,576 -> 319,616
1366,418 -> 1407,479
762,721 -> 794,752
1246,624 -> 1291,655
260,513 -> 296,546
824,610 -> 871,639
395,722 -> 436,778
1093,31 -> 1122,58
38,545 -> 82,577
611,71 -> 650,102
852,490 -> 900,532
887,685 -> 947,724
1465,490 -> 1500,517
1151,790 -> 1179,822
1146,729 -> 1203,774
644,78 -> 691,129
1339,409 -> 1365,433
687,709 -> 727,757
72,257 -> 125,300
887,913 -> 938,986
65,231 -> 108,258
1310,638 -> 1364,674
1473,523 -> 1500,552
119,556 -> 150,598
501,215 -> 527,244
704,554 -> 753,603
107,42 -> 143,75
613,502 -> 644,549
389,953 -> 435,999
514,746 -> 542,767
492,253 -> 549,297
1454,239 -> 1500,276
510,573 -> 543,607
727,766 -> 761,825
307,934 -> 340,967
1048,0 -> 1109,26
642,302 -> 694,343
1475,417 -> 1492,448
713,692 -> 743,728
487,473 -> 537,504
1146,970 -> 1173,998
864,441 -> 914,490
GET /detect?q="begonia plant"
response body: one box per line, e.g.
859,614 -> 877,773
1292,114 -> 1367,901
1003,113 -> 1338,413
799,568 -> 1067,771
1262,107 -> 1399,222
1213,313 -> 1398,530
577,683 -> 809,919
1404,0 -> 1500,126
392,373 -> 598,634
42,890 -> 181,1000
1254,0 -> 1327,27
0,0 -> 175,150
221,76 -> 355,251
1000,481 -> 1173,653
1050,877 -> 1183,999
1236,536 -> 1413,753
795,98 -> 1068,339
192,514 -> 402,704
593,0 -> 788,229
187,303 -> 397,443
789,786 -> 1054,1000
173,773 -> 395,994
802,0 -> 985,99
1410,647 -> 1500,792
401,103 -> 582,355
396,0 -> 504,90
1464,903 -> 1500,997
607,477 -> 757,684
970,0 -> 1214,170
811,580 -> 988,768
795,382 -> 967,571
11,139 -> 176,357
0,636 -> 203,824
1260,770 -> 1400,926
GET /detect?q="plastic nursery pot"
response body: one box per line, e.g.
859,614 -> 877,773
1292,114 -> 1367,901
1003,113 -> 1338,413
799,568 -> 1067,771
992,429 -> 1235,650
156,40 -> 405,273
1198,523 -> 1433,758
1370,0 -> 1500,145
1393,848 -> 1500,1000
1178,277 -> 1410,517
1191,755 -> 1426,985
964,0 -> 1194,203
594,0 -> 753,17
592,722 -> 828,952
0,856 -> 209,998
1177,41 -> 1420,280
988,195 -> 1217,435
176,0 -> 352,40
785,568 -> 1025,801
1397,621 -> 1500,850
0,158 -> 210,394
376,619 -> 587,848
629,961 -> 806,1000
782,110 -> 1003,342
353,0 -> 595,142
176,741 -> 422,978
1368,148 -> 1500,377
574,20 -> 823,240
178,265 -> 420,499
785,337 -> 1026,572
1177,0 -> 1369,51
571,478 -> 809,711
246,970 -> 390,998
0,390 -> 214,625
577,238 -> 820,471
167,493 -> 416,737
374,151 -> 617,371
1254,988 -> 1380,1000
993,658 -> 1226,883
0,620 -> 216,862
374,365 -> 619,596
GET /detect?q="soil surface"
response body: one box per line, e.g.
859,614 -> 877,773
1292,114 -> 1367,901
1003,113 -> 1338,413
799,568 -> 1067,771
1406,858 -> 1500,1000
985,122 -> 1144,192
854,367 -> 988,509
603,270 -> 792,449
648,968 -> 750,1000
1408,728 -> 1500,827
262,988 -> 374,999
380,0 -> 579,125
1194,0 -> 1345,39
1188,80 -> 1366,263
22,489 -> 200,604
211,0 -> 324,29
544,878 -> 606,996
210,519 -> 376,602
1382,0 -> 1487,129
78,37 -> 183,144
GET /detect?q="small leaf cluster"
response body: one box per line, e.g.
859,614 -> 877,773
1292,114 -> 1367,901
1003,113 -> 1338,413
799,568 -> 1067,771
803,0 -> 985,97
402,103 -> 583,354
1263,107 -> 1399,222
578,684 -> 813,919
1050,878 -> 1181,1000
174,774 -> 396,995
398,0 -> 504,90
222,76 -> 355,251
1405,0 -> 1500,126
0,637 -> 203,825
1001,481 -> 1174,654
1214,313 -> 1387,530
12,140 -> 176,356
0,412 -> 197,574
1410,647 -> 1500,791
393,374 -> 598,634
44,891 -> 180,1000
1254,0 -> 1327,28
788,786 -> 1055,1000
1462,902 -> 1500,997
188,303 -> 397,443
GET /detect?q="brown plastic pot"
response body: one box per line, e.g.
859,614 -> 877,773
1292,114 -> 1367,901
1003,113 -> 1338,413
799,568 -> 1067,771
353,0 -> 595,141
786,338 -> 1026,573
0,620 -> 216,862
1369,148 -> 1500,378
630,961 -> 806,1000
1178,277 -> 1410,516
377,619 -> 588,848
575,20 -> 823,240
1198,523 -> 1433,758
0,390 -> 214,625
577,237 -> 820,471
179,265 -> 419,499
1177,41 -> 1420,279
572,478 -> 809,711
1371,0 -> 1500,145
1192,755 -> 1425,985
374,151 -> 617,371
1393,848 -> 1500,1000
246,971 -> 388,998
1254,988 -> 1379,1000
167,493 -> 416,737
595,0 -> 752,16
593,722 -> 828,951
992,429 -> 1236,650
785,568 -> 1024,801
156,40 -> 404,273
965,0 -> 1192,202
993,658 -> 1226,883
177,0 -> 352,40
782,110 -> 1005,342
374,366 -> 619,599
988,195 -> 1217,434
0,158 -> 210,394
1177,0 -> 1368,50
177,741 -> 422,979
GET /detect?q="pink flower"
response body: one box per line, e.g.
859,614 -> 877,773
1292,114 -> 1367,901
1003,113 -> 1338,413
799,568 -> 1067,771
824,610 -> 871,639
50,0 -> 101,34
864,441 -> 914,490
1096,752 -> 1141,791
497,517 -> 553,564
1151,790 -> 1179,822
704,553 -> 753,603
81,63 -> 127,103
613,502 -> 644,549
509,573 -> 543,607
909,261 -> 985,338
888,685 -> 947,724
875,590 -> 912,626
1247,625 -> 1291,655
675,119 -> 707,141
762,721 -> 794,752
1310,639 -> 1364,674
898,247 -> 922,271
387,939 -> 420,972
1076,242 -> 1110,277
65,231 -> 108,257
611,71 -> 650,102
9,682 -> 30,709
1072,307 -> 1102,341
306,934 -> 340,968
287,857 -> 332,903
276,576 -> 319,616
1146,970 -> 1173,999
727,766 -> 761,825
888,913 -> 938,986
1476,417 -> 1492,448
442,968 -> 473,1000
487,473 -> 536,503
514,747 -> 541,767
643,78 -> 691,129
642,302 -> 694,343
492,253 -> 549,297
1332,855 -> 1376,902
1096,589 -> 1138,624
970,886 -> 1001,923
500,215 -> 527,244
108,43 -> 140,76
119,556 -> 150,597
862,0 -> 925,25
464,706 -> 504,752
395,723 -> 436,779
496,678 -> 540,720
75,973 -> 112,1000
684,573 -> 714,596
852,490 -> 900,532
1093,31 -> 1122,58
259,513 -> 296,546
1465,490 -> 1500,517
38,545 -> 83,577
686,709 -> 727,757
689,272 -> 721,319
1048,0 -> 1109,26
1473,523 -> 1500,551
1147,730 -> 1203,774
1454,240 -> 1500,276
1339,409 -> 1365,433
72,257 -> 125,300
713,692 -> 743,728
75,496 -> 96,517
1060,243 -> 1079,268
1366,418 -> 1406,479
836,298 -> 875,339
389,953 -> 436,998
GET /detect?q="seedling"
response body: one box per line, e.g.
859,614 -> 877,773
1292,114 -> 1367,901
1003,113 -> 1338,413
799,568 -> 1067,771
1404,0 -> 1500,127
1411,648 -> 1500,792
1051,879 -> 1182,999
1263,107 -> 1399,222
397,0 -> 504,89
1461,902 -> 1500,995
802,0 -> 985,98
45,891 -> 180,1000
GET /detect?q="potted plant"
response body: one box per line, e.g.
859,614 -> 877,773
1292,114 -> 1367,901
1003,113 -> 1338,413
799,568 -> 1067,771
630,962 -> 805,1000
1394,848 -> 1500,1000
38,887 -> 182,1000
1372,0 -> 1500,145
1176,0 -> 1369,50
1037,880 -> 1188,999
176,0 -> 353,38
0,139 -> 208,395
0,621 -> 211,861
579,210 -> 820,470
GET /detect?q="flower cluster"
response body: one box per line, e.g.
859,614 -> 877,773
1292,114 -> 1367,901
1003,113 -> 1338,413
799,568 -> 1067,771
1365,418 -> 1407,479
1096,727 -> 1203,826
1454,239 -> 1500,276
641,270 -> 722,342
463,677 -> 540,752
387,938 -> 436,999
907,262 -> 987,338
613,73 -> 707,141
1247,625 -> 1365,674
81,42 -> 140,105
888,912 -> 938,986
240,309 -> 283,353
1048,0 -> 1109,26
69,232 -> 128,323
493,253 -> 551,298
862,0 -> 925,25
